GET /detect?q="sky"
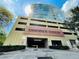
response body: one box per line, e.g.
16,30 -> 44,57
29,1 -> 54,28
62,0 -> 79,12
0,0 -> 66,16
61,0 -> 79,18
0,0 -> 79,35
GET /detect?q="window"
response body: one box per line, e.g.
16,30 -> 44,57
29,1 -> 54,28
15,28 -> 25,31
48,26 -> 58,28
31,19 -> 46,22
60,27 -> 69,29
51,40 -> 62,46
20,17 -> 28,20
63,32 -> 72,35
47,21 -> 57,24
18,22 -> 27,25
30,23 -> 46,27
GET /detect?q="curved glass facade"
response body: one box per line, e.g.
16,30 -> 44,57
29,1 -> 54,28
31,4 -> 65,20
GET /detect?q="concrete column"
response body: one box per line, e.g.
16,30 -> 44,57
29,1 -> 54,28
22,36 -> 27,46
66,40 -> 72,49
76,39 -> 79,45
48,40 -> 52,46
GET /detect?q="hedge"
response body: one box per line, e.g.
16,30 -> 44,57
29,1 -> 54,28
49,46 -> 69,50
77,46 -> 79,49
0,45 -> 26,52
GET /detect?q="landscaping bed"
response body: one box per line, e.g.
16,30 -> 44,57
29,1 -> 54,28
0,45 -> 26,52
49,46 -> 69,50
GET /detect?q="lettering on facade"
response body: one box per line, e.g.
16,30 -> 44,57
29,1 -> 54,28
24,26 -> 64,37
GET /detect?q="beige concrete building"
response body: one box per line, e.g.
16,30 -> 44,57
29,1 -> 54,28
4,16 -> 78,49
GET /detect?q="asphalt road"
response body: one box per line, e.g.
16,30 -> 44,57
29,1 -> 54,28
0,48 -> 79,59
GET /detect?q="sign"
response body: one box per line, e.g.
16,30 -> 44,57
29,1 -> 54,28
24,26 -> 64,37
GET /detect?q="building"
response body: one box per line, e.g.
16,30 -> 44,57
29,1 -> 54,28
3,4 -> 78,49
27,4 -> 65,20
3,16 -> 78,48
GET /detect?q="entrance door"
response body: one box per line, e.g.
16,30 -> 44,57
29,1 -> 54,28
27,37 -> 48,48
51,40 -> 62,46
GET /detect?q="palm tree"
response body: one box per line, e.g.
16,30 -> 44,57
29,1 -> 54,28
0,7 -> 13,45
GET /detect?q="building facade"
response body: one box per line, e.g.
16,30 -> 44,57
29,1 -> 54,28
4,17 -> 78,48
28,4 -> 65,20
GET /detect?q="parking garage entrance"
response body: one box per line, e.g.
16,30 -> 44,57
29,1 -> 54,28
51,40 -> 62,46
27,37 -> 48,48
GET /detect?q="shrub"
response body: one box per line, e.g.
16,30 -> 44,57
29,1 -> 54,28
77,46 -> 79,49
0,34 -> 6,45
60,46 -> 69,50
0,45 -> 26,52
49,46 -> 69,50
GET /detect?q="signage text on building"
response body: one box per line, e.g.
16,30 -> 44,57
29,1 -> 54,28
24,26 -> 64,37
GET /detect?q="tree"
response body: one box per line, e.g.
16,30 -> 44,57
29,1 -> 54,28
64,6 -> 79,39
0,7 -> 13,45
71,6 -> 79,28
65,6 -> 79,30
